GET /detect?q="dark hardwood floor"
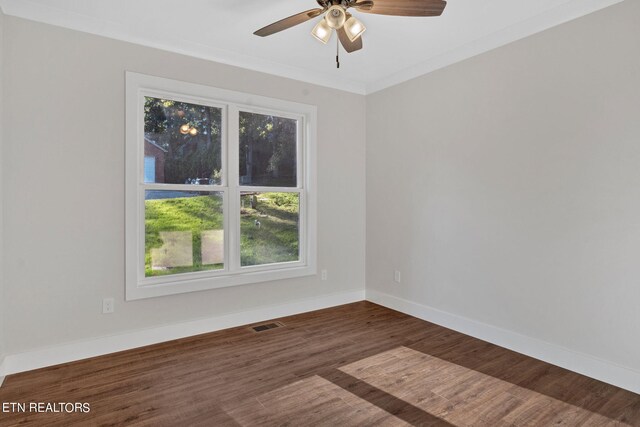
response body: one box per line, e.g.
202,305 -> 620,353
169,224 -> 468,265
0,301 -> 638,426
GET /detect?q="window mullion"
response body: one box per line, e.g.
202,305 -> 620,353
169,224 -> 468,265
236,186 -> 302,194
227,105 -> 241,273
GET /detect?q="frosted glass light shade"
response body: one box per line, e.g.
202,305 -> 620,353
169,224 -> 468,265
344,16 -> 366,42
325,5 -> 346,29
311,19 -> 332,44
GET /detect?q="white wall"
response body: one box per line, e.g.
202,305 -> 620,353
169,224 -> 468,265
2,16 -> 366,355
366,0 -> 640,372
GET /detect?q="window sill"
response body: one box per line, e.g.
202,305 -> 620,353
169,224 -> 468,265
125,264 -> 317,300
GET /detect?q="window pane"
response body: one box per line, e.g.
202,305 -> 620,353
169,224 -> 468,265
239,112 -> 297,187
145,190 -> 224,277
240,192 -> 299,267
144,97 -> 222,185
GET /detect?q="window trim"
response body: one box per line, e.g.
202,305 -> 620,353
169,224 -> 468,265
125,72 -> 317,300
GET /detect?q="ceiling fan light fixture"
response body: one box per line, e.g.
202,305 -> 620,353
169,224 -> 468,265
252,0 -> 448,58
344,15 -> 366,42
311,18 -> 332,44
325,5 -> 346,29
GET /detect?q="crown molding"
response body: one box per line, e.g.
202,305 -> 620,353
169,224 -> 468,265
366,0 -> 624,94
0,0 -> 625,95
0,0 -> 367,95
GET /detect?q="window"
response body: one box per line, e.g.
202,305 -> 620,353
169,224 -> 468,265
126,73 -> 317,300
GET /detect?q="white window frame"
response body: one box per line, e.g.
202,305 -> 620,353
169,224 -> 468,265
125,72 -> 317,300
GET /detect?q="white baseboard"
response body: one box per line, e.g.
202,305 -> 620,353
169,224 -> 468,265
0,289 -> 365,377
4,288 -> 638,396
366,289 -> 640,395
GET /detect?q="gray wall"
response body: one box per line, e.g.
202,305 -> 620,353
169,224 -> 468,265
366,0 -> 640,371
0,9 -> 5,367
2,16 -> 366,354
3,1 -> 639,377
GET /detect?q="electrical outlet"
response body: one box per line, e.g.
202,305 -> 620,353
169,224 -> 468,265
102,298 -> 114,314
394,270 -> 401,283
321,269 -> 328,281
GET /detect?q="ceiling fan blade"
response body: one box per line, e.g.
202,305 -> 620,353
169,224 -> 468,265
337,27 -> 363,53
354,0 -> 446,17
254,8 -> 324,37
350,1 -> 374,11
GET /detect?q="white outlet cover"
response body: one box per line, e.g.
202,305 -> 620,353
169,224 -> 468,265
102,298 -> 115,314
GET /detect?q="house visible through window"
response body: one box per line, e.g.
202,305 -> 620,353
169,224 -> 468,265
143,137 -> 168,183
126,73 -> 317,300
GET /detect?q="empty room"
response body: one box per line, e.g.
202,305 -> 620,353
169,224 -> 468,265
0,0 -> 638,425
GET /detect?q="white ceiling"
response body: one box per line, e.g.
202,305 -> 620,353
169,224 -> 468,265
0,0 -> 623,94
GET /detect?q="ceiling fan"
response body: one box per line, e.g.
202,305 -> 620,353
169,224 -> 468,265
254,0 -> 447,60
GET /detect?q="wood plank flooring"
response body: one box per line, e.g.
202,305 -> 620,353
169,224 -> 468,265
0,302 -> 638,426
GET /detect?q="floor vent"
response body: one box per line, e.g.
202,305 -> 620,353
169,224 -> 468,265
251,321 -> 285,332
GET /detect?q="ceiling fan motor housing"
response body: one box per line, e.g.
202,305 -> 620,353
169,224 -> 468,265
317,0 -> 351,7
